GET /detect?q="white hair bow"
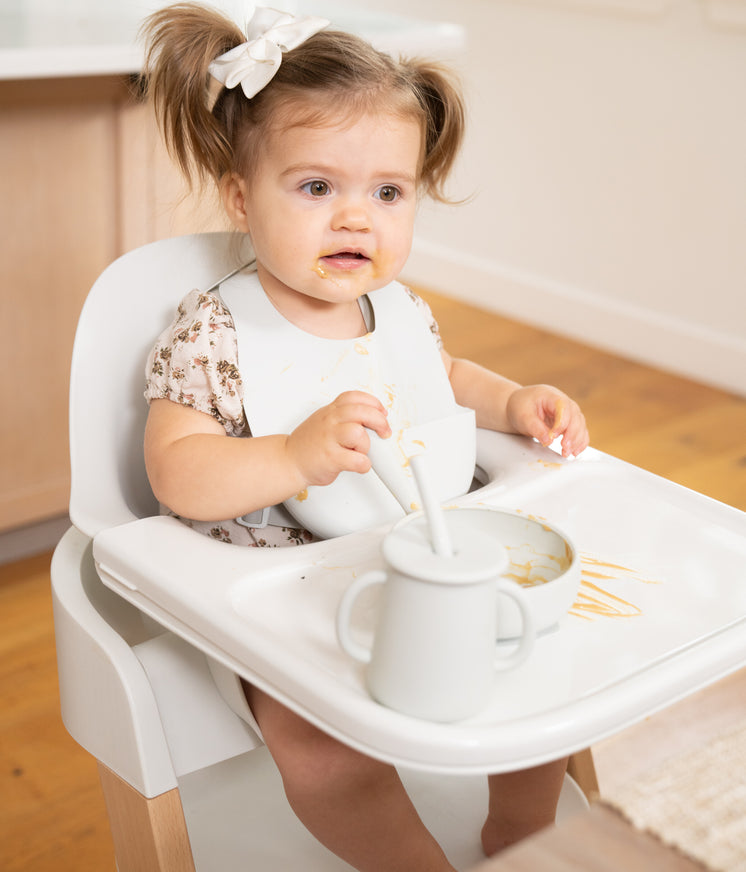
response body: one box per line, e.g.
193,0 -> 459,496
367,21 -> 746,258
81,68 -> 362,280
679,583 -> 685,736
208,7 -> 330,99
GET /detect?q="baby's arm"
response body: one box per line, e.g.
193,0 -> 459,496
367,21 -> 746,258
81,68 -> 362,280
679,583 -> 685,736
144,391 -> 391,521
443,352 -> 589,458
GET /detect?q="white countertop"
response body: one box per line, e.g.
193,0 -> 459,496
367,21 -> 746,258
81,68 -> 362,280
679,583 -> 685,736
0,0 -> 464,81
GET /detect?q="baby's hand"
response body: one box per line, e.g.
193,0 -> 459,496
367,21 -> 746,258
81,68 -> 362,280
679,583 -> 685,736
506,385 -> 589,458
286,391 -> 391,487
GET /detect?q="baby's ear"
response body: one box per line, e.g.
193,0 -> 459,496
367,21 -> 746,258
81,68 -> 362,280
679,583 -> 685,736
220,173 -> 252,233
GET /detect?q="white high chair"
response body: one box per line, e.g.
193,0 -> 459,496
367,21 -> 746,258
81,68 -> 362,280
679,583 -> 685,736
53,233 -> 746,871
51,232 -> 592,872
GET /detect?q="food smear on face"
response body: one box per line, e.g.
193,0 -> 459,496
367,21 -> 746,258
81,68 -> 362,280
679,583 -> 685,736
312,260 -> 343,288
295,488 -> 309,502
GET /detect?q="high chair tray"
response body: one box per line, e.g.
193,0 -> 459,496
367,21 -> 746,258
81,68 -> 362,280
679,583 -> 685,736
92,431 -> 746,774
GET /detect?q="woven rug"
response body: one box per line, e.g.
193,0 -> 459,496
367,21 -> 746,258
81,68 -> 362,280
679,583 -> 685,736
601,723 -> 746,871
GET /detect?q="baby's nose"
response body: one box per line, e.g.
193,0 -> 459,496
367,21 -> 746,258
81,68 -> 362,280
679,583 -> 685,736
331,198 -> 371,232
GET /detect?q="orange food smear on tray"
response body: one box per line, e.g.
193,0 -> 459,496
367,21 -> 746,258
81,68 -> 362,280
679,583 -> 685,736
568,555 -> 662,621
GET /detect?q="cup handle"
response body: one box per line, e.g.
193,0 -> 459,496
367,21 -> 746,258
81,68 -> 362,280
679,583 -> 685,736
493,579 -> 535,671
336,570 -> 387,664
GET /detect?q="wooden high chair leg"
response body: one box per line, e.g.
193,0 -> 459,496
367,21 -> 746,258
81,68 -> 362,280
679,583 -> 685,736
567,748 -> 600,803
98,763 -> 196,872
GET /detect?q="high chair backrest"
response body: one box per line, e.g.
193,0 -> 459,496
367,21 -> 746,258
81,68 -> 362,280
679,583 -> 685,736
69,232 -> 253,539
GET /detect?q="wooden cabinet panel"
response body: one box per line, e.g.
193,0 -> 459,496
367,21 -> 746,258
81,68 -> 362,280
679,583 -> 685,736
117,96 -> 225,252
0,77 -> 221,532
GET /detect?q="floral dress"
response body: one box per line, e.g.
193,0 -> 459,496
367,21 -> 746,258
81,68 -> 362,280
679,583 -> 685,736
144,287 -> 443,547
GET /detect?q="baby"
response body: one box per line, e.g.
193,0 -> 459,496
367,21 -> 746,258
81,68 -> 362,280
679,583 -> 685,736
141,5 -> 589,869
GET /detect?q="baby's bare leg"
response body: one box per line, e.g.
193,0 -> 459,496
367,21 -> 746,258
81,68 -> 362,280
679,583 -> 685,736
245,684 -> 456,872
481,757 -> 569,856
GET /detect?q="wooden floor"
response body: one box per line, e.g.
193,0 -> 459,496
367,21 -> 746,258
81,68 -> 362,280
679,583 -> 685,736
2,290 -> 745,872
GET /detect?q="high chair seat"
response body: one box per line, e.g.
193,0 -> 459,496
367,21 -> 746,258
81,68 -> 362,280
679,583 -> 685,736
53,232 -> 746,871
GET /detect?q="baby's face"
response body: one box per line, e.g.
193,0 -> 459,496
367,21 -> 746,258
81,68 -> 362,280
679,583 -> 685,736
235,110 -> 422,334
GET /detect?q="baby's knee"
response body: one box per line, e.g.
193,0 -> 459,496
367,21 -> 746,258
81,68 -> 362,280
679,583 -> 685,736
277,723 -> 369,800
250,691 -> 366,793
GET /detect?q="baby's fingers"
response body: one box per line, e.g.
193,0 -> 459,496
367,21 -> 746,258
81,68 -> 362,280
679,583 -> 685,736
544,398 -> 566,440
564,414 -> 590,457
554,407 -> 589,457
534,397 -> 566,447
333,391 -> 391,439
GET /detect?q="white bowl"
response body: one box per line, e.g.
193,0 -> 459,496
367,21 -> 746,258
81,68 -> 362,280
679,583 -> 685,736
439,506 -> 580,639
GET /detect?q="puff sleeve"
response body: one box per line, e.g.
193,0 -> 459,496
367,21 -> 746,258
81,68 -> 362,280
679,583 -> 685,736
144,289 -> 249,437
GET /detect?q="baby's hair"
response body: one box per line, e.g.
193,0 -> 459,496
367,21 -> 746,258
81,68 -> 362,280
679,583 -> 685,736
141,2 -> 465,202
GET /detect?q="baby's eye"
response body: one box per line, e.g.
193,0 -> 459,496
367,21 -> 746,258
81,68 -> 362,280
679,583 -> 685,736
375,185 -> 400,203
301,180 -> 330,197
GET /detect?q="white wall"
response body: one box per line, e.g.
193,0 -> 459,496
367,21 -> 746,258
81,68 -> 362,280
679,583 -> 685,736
359,0 -> 746,395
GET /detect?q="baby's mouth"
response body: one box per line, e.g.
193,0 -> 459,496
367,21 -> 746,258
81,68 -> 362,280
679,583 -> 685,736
319,250 -> 371,270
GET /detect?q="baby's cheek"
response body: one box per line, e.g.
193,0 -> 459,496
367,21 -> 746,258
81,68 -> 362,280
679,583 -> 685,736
371,249 -> 402,283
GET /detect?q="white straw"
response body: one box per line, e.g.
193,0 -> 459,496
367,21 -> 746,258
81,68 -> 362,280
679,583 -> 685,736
409,454 -> 453,557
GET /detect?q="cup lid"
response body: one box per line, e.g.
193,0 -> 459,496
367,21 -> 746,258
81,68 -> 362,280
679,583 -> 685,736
383,517 -> 509,584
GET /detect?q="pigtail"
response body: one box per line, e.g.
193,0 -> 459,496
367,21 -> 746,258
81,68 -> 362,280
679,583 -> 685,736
140,3 -> 466,201
408,62 -> 466,203
140,1 -> 244,188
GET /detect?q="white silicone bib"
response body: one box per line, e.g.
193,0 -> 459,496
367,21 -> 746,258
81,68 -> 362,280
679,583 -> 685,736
219,269 -> 476,538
